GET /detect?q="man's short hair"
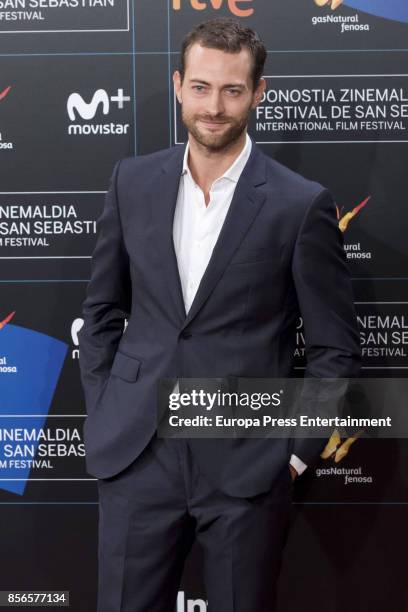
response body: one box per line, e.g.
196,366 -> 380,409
179,18 -> 267,90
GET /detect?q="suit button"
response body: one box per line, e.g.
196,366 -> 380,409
180,331 -> 192,339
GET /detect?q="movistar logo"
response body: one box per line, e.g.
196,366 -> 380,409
67,88 -> 130,121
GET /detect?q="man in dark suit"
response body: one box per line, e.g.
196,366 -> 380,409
78,18 -> 361,612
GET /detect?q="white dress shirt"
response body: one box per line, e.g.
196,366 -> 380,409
172,133 -> 307,477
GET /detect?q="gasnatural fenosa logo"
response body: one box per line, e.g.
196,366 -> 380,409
314,0 -> 343,9
314,1 -> 408,24
336,196 -> 370,232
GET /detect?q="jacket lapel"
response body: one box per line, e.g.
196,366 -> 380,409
154,144 -> 187,323
153,140 -> 268,330
181,142 -> 267,331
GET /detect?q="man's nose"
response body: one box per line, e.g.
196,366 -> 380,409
206,90 -> 224,116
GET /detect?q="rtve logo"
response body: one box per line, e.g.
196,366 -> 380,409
314,0 -> 343,9
172,0 -> 254,18
67,88 -> 130,121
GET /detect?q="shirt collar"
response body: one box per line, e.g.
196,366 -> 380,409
182,132 -> 252,185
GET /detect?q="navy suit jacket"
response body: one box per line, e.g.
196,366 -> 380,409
78,139 -> 361,497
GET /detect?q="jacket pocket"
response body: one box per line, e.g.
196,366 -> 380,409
228,247 -> 280,266
110,350 -> 141,382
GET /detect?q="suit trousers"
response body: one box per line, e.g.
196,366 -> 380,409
97,433 -> 293,612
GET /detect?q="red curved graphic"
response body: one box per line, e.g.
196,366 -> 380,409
0,311 -> 15,329
0,86 -> 11,101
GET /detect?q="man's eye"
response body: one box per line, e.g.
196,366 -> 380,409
193,86 -> 206,92
226,89 -> 241,96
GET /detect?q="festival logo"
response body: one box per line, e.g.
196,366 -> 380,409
0,1 -> 129,33
0,311 -> 68,495
254,75 -> 408,143
0,194 -> 98,252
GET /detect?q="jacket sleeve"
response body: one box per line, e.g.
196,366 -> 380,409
291,188 -> 362,466
78,160 -> 132,415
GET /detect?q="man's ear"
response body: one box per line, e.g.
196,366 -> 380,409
251,77 -> 266,109
173,70 -> 183,104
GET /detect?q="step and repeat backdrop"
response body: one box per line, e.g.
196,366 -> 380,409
1,1 -> 408,610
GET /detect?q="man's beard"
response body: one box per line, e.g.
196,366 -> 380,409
181,105 -> 251,152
